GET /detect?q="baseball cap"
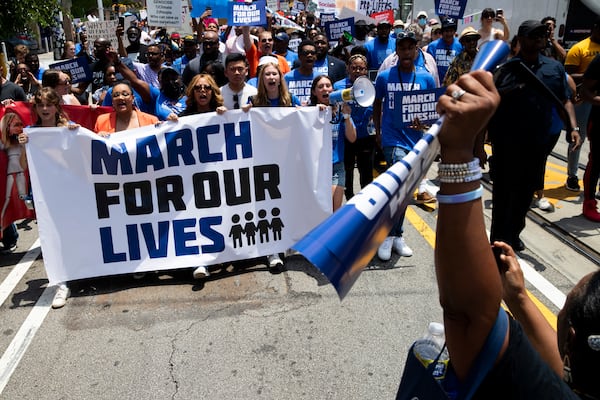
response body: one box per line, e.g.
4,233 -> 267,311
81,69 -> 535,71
171,32 -> 180,40
274,32 -> 289,41
417,11 -> 428,19
183,35 -> 196,43
518,20 -> 547,37
378,20 -> 392,27
441,17 -> 458,30
258,55 -> 279,67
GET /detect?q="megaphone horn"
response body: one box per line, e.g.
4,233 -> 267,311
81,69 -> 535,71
329,76 -> 375,108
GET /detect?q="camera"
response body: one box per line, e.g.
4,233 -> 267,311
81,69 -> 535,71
495,9 -> 503,20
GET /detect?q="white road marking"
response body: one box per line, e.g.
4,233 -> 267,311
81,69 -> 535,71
0,239 -> 41,307
518,258 -> 567,309
0,285 -> 55,394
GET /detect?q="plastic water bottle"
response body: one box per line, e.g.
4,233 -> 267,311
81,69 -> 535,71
413,322 -> 450,380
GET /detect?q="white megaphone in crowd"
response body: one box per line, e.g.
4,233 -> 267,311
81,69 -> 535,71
328,76 -> 376,107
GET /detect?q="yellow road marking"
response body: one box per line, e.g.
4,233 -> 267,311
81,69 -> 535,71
405,205 -> 558,330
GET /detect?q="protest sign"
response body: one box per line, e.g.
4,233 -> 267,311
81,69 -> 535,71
26,108 -> 332,284
435,0 -> 468,19
355,0 -> 398,18
49,57 -> 92,84
147,0 -> 182,27
324,17 -> 354,41
229,0 -> 267,26
86,20 -> 119,54
393,88 -> 446,128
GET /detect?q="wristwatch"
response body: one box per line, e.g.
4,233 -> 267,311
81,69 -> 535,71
343,113 -> 351,120
573,127 -> 580,131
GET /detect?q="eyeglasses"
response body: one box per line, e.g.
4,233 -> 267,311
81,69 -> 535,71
260,38 -> 273,43
203,40 -> 218,46
112,91 -> 132,98
462,37 -> 478,43
350,65 -> 367,72
396,31 -> 416,40
193,84 -> 212,92
301,50 -> 316,56
233,94 -> 239,109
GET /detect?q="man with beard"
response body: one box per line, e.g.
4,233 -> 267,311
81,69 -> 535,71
365,20 -> 396,70
284,40 -> 318,105
71,38 -> 114,103
182,30 -> 225,87
124,25 -> 148,62
132,44 -> 164,88
220,53 -> 256,110
372,30 -> 436,262
243,28 -> 290,78
311,33 -> 346,83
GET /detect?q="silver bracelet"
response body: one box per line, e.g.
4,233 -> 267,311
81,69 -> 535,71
438,158 -> 481,184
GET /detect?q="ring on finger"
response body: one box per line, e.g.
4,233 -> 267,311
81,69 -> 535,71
451,89 -> 467,100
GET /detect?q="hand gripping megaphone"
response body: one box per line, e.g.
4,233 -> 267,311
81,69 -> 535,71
328,76 -> 375,107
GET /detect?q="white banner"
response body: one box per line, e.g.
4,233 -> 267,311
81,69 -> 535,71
355,0 -> 398,16
26,108 -> 332,284
147,0 -> 183,27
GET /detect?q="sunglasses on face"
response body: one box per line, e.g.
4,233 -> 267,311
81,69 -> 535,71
203,40 -> 218,46
482,12 -> 495,18
260,38 -> 273,43
301,50 -> 317,56
193,84 -> 212,92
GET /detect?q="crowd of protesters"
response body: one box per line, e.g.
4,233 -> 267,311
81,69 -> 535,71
1,8 -> 600,310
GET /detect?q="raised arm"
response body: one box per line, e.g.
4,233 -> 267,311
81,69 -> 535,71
434,70 -> 505,381
108,51 -> 151,103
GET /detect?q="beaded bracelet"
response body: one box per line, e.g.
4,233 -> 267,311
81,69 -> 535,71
437,185 -> 483,204
438,158 -> 482,184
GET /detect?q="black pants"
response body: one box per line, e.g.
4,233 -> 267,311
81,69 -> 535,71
344,135 -> 376,200
490,143 -> 544,248
583,118 -> 599,201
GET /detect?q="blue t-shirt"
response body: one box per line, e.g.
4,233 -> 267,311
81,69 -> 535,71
275,50 -> 299,70
333,78 -> 374,139
249,94 -> 301,107
426,38 -> 463,82
375,67 -> 436,150
156,92 -> 187,120
284,69 -> 316,105
365,38 -> 397,69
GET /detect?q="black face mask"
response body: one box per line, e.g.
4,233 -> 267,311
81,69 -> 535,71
162,79 -> 184,99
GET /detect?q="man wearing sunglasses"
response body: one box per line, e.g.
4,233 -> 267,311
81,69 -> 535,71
284,40 -> 318,105
426,17 -> 463,83
182,30 -> 225,87
488,20 -> 579,250
243,27 -> 291,78
365,20 -> 396,70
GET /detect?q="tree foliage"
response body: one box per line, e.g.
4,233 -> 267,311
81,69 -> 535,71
0,0 -> 61,35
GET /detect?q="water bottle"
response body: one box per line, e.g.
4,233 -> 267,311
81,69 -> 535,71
413,322 -> 449,380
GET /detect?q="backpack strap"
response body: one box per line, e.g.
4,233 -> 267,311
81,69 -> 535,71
460,308 -> 509,399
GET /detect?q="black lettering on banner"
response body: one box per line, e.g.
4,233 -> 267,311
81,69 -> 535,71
254,164 -> 281,201
123,180 -> 154,215
156,175 -> 186,212
95,182 -> 121,219
193,171 -> 222,208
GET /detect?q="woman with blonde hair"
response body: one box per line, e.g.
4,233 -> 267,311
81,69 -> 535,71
249,59 -> 301,107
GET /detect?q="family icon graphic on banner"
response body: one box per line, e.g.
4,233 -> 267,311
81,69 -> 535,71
232,208 -> 284,248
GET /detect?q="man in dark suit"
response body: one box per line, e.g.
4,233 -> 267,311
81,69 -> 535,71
294,33 -> 346,83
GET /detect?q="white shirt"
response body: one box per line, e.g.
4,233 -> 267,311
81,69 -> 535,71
220,83 -> 258,110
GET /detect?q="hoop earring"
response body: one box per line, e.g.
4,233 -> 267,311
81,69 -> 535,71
563,354 -> 572,384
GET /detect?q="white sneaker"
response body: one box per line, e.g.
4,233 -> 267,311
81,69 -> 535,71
268,254 -> 284,268
52,283 -> 70,309
535,197 -> 552,211
193,266 -> 210,279
377,237 -> 395,261
393,237 -> 413,257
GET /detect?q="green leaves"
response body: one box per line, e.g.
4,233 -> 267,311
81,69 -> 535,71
0,0 -> 61,37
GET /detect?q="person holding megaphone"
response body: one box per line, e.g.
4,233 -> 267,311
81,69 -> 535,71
333,53 -> 376,201
310,75 -> 357,211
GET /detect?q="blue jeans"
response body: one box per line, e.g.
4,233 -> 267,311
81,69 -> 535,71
568,102 -> 592,178
2,223 -> 18,248
383,146 -> 408,237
